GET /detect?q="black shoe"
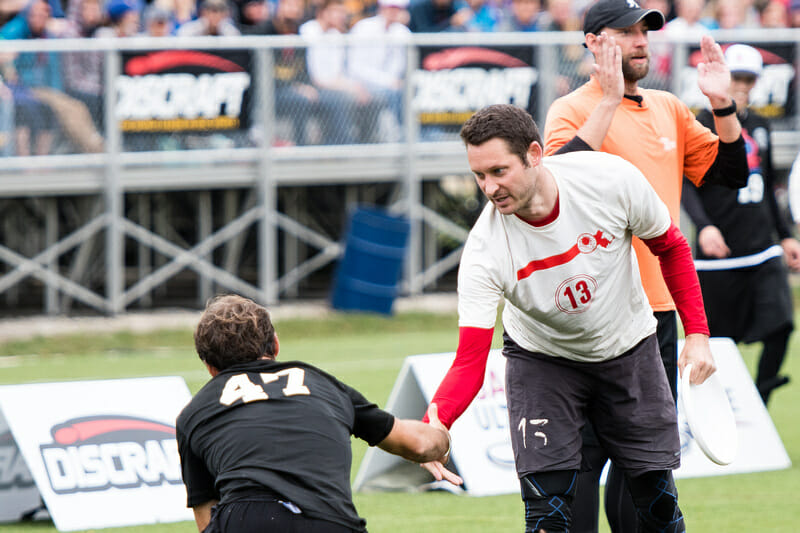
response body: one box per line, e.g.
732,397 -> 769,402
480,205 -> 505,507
758,375 -> 790,404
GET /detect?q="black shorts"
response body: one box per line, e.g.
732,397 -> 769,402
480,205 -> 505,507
504,333 -> 680,478
205,498 -> 361,533
699,257 -> 794,343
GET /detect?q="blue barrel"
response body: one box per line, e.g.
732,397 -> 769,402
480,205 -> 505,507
331,206 -> 410,314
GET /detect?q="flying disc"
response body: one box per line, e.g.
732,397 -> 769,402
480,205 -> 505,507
679,363 -> 738,465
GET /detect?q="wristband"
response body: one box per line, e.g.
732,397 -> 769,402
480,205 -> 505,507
442,431 -> 452,464
712,100 -> 737,117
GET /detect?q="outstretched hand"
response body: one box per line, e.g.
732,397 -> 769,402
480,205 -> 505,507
696,35 -> 732,108
421,404 -> 463,486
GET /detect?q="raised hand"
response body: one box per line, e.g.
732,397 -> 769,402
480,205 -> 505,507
696,35 -> 732,108
591,32 -> 624,106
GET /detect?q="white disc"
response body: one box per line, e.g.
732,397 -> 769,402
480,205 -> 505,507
680,363 -> 738,466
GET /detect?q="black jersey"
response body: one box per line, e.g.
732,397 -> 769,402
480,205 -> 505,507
685,109 -> 792,259
176,358 -> 395,532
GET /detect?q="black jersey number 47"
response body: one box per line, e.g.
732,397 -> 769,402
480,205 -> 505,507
219,368 -> 311,406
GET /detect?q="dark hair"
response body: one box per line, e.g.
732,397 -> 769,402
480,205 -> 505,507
194,294 -> 277,371
460,104 -> 542,165
319,0 -> 344,10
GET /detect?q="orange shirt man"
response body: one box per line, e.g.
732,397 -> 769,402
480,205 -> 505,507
543,1 -> 747,531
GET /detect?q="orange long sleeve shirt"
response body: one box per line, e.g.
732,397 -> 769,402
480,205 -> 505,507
544,77 -> 719,312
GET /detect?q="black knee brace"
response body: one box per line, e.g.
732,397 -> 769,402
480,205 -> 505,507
520,470 -> 578,533
626,470 -> 685,533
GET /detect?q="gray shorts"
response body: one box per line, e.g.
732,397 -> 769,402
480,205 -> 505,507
504,333 -> 680,478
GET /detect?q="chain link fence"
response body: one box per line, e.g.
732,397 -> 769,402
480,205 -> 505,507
0,30 -> 798,314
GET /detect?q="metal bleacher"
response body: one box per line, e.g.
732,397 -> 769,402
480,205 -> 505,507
1,29 -> 799,315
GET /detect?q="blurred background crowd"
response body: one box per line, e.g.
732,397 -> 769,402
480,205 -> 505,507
4,0 -> 800,39
4,0 -> 800,42
1,0 -> 799,316
0,0 -> 798,155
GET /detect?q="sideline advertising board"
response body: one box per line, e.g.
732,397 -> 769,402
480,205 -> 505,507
0,376 -> 194,531
0,412 -> 44,523
412,45 -> 538,136
118,50 -> 253,134
355,338 -> 791,496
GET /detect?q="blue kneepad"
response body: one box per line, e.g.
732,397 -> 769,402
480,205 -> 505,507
627,470 -> 685,533
520,470 -> 578,533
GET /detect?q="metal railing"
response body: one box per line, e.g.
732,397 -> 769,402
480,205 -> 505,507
0,29 -> 798,314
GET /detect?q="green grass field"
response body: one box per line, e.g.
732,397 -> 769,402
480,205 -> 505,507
0,308 -> 798,532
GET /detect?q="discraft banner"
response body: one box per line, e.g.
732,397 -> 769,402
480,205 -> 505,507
678,42 -> 796,119
0,376 -> 193,531
118,50 -> 253,133
412,45 -> 538,135
354,338 -> 791,496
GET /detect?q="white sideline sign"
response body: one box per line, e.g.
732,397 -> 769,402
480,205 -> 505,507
0,377 -> 194,531
0,411 -> 44,523
354,338 -> 791,496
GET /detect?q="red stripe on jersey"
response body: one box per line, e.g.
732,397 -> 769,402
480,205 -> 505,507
516,245 -> 580,280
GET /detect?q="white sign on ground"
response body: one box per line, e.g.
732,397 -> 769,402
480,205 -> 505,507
0,411 -> 44,523
673,337 -> 791,478
354,338 -> 791,496
0,377 -> 194,531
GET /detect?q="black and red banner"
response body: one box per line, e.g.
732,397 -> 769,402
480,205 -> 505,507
118,49 -> 253,133
412,45 -> 538,128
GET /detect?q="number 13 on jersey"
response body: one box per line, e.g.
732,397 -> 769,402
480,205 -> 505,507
556,274 -> 597,314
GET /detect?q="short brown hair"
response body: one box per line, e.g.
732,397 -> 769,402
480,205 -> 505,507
460,104 -> 542,166
194,294 -> 277,370
318,0 -> 344,10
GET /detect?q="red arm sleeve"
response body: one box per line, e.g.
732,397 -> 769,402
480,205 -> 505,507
421,326 -> 494,429
642,222 -> 710,336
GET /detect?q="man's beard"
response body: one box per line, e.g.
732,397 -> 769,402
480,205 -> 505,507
621,55 -> 650,83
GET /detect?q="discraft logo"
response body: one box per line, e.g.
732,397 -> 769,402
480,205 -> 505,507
413,46 -> 538,126
39,415 -> 182,494
118,50 -> 252,132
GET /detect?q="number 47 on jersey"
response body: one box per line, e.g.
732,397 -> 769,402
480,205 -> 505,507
219,368 -> 311,406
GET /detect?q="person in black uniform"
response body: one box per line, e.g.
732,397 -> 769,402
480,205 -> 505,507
682,43 -> 800,406
176,294 -> 459,533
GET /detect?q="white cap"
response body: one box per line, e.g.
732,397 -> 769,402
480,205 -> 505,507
379,0 -> 409,8
725,44 -> 763,77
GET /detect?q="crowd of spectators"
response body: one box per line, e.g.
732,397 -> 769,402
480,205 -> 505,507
0,0 -> 799,152
4,0 -> 800,37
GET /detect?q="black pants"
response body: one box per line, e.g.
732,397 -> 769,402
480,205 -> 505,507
206,499 -> 359,533
571,311 -> 678,533
756,325 -> 792,405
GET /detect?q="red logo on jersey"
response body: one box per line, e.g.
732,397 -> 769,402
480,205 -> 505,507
516,230 -> 614,281
741,128 -> 761,171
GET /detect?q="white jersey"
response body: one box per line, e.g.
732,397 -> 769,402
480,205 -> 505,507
458,151 -> 671,362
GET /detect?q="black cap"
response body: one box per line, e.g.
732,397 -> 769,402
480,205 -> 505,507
583,0 -> 665,35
